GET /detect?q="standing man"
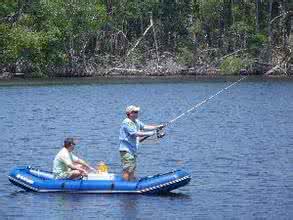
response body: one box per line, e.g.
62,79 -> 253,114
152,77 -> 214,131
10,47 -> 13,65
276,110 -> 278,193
119,105 -> 165,181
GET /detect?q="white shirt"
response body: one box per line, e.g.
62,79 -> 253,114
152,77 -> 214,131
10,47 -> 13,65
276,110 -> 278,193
53,148 -> 79,174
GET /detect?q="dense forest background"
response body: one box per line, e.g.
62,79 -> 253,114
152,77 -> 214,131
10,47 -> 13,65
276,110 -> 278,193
0,0 -> 292,78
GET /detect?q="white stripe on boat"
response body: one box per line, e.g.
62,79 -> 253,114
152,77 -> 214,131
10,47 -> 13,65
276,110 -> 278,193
8,176 -> 38,191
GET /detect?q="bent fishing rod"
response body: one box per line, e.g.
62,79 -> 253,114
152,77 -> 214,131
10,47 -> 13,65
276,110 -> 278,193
140,76 -> 248,143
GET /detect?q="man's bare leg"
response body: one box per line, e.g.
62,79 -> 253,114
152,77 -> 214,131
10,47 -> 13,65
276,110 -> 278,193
129,171 -> 136,180
123,170 -> 130,181
68,170 -> 83,180
123,170 -> 136,181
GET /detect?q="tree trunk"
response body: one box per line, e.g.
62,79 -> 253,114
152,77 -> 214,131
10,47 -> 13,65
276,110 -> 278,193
223,0 -> 233,29
288,15 -> 292,43
140,14 -> 144,36
106,0 -> 113,16
223,0 -> 233,53
151,13 -> 160,68
256,0 -> 260,33
191,0 -> 199,66
268,0 -> 273,62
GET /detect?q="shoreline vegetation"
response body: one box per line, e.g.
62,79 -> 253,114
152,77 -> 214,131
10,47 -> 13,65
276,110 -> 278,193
1,1 -> 292,81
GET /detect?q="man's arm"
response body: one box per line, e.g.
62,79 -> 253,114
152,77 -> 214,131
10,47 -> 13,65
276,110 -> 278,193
75,159 -> 95,171
126,120 -> 164,137
61,153 -> 85,172
64,154 -> 91,173
67,162 -> 87,173
135,130 -> 156,137
137,124 -> 166,142
125,121 -> 155,137
135,123 -> 165,137
143,124 -> 164,130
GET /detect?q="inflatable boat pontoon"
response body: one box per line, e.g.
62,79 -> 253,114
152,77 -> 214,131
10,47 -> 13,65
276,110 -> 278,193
8,166 -> 191,194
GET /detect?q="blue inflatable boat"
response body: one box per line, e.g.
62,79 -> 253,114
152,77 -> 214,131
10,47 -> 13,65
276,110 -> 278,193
8,166 -> 191,194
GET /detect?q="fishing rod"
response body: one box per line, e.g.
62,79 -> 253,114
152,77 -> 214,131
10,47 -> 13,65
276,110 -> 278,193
140,76 -> 248,143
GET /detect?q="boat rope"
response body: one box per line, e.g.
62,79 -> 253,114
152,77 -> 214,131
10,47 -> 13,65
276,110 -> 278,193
165,76 -> 248,126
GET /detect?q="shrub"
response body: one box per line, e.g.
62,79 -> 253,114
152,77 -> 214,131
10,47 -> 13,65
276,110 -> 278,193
220,56 -> 253,75
176,47 -> 193,67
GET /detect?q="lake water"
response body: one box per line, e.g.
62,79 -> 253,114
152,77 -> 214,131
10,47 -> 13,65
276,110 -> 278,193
0,77 -> 292,219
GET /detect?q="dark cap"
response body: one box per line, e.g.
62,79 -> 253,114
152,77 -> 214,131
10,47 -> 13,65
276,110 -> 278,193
64,138 -> 76,147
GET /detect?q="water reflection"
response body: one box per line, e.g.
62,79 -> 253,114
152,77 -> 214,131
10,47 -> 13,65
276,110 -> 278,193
117,195 -> 139,219
153,192 -> 192,200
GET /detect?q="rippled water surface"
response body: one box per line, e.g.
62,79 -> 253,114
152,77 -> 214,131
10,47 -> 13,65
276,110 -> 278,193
0,78 -> 292,219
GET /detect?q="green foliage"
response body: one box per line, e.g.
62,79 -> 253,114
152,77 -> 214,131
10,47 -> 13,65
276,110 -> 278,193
220,56 -> 253,75
127,50 -> 144,66
249,33 -> 268,49
177,47 -> 193,66
232,0 -> 255,28
0,0 -> 17,18
0,0 -> 285,76
220,57 -> 246,75
231,21 -> 253,34
0,24 -> 48,64
198,0 -> 222,21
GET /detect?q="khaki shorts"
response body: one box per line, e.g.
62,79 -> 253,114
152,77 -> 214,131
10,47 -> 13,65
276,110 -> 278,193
120,151 -> 136,173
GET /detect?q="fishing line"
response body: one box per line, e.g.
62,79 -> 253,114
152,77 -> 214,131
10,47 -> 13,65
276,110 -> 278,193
140,76 -> 248,143
166,76 -> 248,126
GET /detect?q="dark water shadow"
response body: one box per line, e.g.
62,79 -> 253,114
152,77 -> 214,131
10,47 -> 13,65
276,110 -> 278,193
145,191 -> 192,200
8,189 -> 28,197
8,189 -> 190,199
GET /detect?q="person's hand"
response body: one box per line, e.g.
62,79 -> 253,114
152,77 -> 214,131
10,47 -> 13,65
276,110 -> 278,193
156,129 -> 165,138
89,166 -> 96,173
79,168 -> 88,176
82,170 -> 88,177
157,124 -> 166,130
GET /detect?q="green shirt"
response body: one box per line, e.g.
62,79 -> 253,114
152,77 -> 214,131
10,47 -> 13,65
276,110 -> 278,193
53,148 -> 79,175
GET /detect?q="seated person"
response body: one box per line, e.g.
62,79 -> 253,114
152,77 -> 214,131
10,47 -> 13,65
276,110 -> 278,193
53,138 -> 93,179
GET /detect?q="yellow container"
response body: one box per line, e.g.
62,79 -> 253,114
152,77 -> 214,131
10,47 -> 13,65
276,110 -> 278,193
97,162 -> 108,173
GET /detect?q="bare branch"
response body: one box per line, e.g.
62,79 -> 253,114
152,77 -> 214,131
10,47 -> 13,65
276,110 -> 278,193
218,49 -> 248,61
126,22 -> 153,57
270,11 -> 293,24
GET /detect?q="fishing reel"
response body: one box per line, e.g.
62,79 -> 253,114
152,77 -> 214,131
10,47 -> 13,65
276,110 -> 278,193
140,124 -> 166,144
156,128 -> 165,139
